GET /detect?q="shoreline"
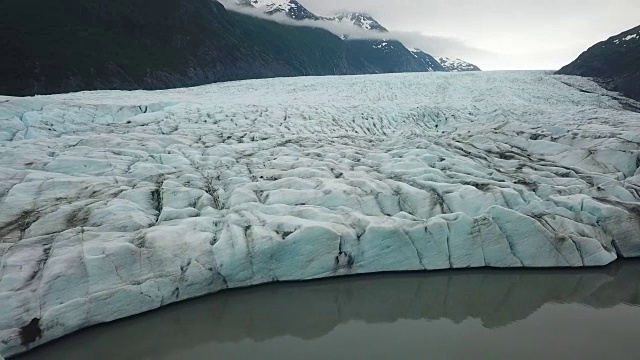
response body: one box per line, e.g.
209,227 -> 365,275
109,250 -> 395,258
9,258 -> 640,359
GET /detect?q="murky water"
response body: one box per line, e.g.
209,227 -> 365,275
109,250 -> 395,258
14,261 -> 640,360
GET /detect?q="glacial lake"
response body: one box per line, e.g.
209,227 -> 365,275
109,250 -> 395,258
14,260 -> 640,360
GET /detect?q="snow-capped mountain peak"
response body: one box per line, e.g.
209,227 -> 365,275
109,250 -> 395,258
249,0 -> 319,20
226,0 -> 479,74
329,12 -> 388,32
233,0 -> 255,6
438,57 -> 482,72
251,0 -> 292,10
233,1 -> 389,32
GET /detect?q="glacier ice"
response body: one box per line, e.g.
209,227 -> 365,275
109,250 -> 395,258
1,71 -> 640,356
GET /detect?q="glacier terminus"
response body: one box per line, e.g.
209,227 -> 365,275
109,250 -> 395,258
1,71 -> 640,356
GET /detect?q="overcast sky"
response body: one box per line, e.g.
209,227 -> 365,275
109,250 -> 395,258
298,0 -> 640,70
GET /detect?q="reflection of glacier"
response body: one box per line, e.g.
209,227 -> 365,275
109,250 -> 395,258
16,261 -> 640,360
2,71 -> 640,356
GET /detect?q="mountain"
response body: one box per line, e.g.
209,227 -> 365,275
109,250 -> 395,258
328,12 -> 389,32
234,2 -> 446,73
409,49 -> 447,72
346,40 -> 445,73
319,12 -> 435,72
438,57 -> 482,72
1,0 -> 356,96
249,0 -> 319,20
319,11 -> 477,73
557,25 -> 640,101
231,0 -> 479,75
0,0 -> 483,96
0,0 -> 453,96
238,1 -> 389,32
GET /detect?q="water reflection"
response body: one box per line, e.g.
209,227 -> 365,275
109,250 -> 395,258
14,261 -> 640,360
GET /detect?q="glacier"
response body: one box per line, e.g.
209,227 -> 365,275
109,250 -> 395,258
1,71 -> 640,356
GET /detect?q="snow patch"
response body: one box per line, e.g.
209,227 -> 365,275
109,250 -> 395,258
438,56 -> 480,72
613,32 -> 638,45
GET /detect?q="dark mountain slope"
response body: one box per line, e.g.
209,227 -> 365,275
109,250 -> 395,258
233,2 -> 445,73
346,40 -> 444,74
409,50 -> 447,72
0,0 -> 346,95
557,25 -> 640,101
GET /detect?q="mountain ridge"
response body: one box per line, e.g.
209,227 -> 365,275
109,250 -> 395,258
249,0 -> 320,20
0,0 -> 481,96
229,0 -> 480,72
0,0 -> 458,95
557,25 -> 640,101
